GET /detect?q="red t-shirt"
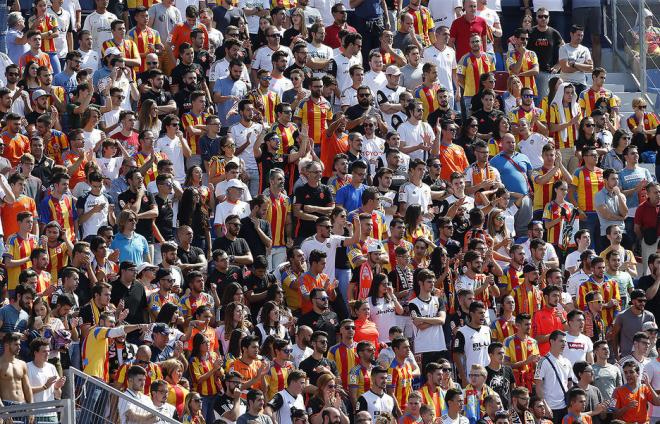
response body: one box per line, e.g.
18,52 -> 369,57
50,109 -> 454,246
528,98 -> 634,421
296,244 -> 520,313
449,16 -> 488,62
321,132 -> 349,178
324,23 -> 357,49
634,199 -> 660,236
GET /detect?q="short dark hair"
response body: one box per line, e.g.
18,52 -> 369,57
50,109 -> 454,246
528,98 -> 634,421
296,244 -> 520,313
127,365 -> 147,379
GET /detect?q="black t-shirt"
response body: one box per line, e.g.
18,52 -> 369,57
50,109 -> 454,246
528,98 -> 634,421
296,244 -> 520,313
173,87 -> 194,117
80,302 -> 106,326
74,267 -> 93,307
118,189 -> 157,243
110,279 -> 148,324
485,365 -> 515,409
238,216 -> 272,259
473,108 -> 504,137
194,49 -> 212,76
211,236 -> 251,258
212,5 -> 246,34
243,272 -> 276,317
258,148 -> 293,193
297,310 -> 339,346
284,63 -> 313,88
154,195 -> 174,242
299,354 -> 339,386
345,104 -> 383,134
427,107 -> 456,128
639,275 -> 660,320
214,394 -> 247,420
293,183 -> 334,239
171,62 -> 204,87
177,245 -> 205,266
207,265 -> 243,294
528,26 -> 564,72
140,88 -> 174,108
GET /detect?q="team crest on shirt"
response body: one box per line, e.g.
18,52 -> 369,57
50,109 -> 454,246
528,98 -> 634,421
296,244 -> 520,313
143,196 -> 149,202
320,192 -> 325,199
326,243 -> 331,248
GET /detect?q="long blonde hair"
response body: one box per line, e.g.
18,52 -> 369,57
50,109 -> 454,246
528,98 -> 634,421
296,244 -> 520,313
182,392 -> 205,423
290,7 -> 308,39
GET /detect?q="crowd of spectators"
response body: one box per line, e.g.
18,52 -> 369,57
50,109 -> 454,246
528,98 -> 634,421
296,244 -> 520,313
0,0 -> 659,423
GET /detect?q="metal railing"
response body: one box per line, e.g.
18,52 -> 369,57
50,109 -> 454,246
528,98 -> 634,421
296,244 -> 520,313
609,0 -> 660,98
0,399 -> 76,424
67,367 -> 179,424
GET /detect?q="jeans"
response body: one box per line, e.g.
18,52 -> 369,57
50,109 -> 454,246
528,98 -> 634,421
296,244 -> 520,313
245,167 -> 260,198
48,52 -> 61,74
0,0 -> 7,54
536,71 -> 554,101
581,211 -> 601,252
349,15 -> 384,67
201,394 -> 217,424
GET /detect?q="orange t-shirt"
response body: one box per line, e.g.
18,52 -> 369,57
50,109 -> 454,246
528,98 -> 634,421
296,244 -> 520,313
321,132 -> 349,178
170,23 -> 209,59
531,306 -> 566,355
299,271 -> 330,314
612,384 -> 654,424
0,195 -> 37,237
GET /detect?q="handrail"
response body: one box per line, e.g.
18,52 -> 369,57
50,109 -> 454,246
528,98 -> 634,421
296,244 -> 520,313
0,399 -> 75,423
67,367 -> 180,423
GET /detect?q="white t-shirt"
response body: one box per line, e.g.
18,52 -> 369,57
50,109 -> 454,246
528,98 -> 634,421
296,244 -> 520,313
534,353 -> 574,409
50,8 -> 71,59
564,250 -> 584,273
446,194 -> 476,218
455,325 -> 491,373
83,128 -> 104,152
214,179 -> 252,202
78,48 -> 100,72
118,389 -> 154,424
102,109 -> 121,136
252,45 -> 293,72
567,270 -> 590,299
428,0 -> 462,28
476,8 -> 500,53
563,333 -> 593,364
398,181 -> 432,214
643,360 -> 660,418
269,75 -> 294,98
334,52 -> 363,92
300,234 -> 347,282
240,0 -> 271,34
422,45 -> 457,96
364,70 -> 387,96
77,191 -> 111,239
231,122 -> 263,171
213,200 -> 251,226
155,135 -> 186,183
362,136 -> 385,175
209,58 -> 251,85
532,0 -> 564,11
519,134 -> 550,169
397,120 -> 435,161
27,361 -> 59,412
409,295 -> 447,352
559,44 -> 592,85
97,157 -> 123,180
522,238 -> 559,264
309,0 -> 335,25
441,415 -> 470,424
291,344 -> 313,367
369,297 -> 400,343
82,11 -> 118,51
307,42 -> 334,79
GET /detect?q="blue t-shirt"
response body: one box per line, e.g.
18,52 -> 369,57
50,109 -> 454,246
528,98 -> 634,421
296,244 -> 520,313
110,232 -> 149,264
7,29 -> 29,65
213,77 -> 248,127
0,304 -> 29,354
53,71 -> 78,94
335,183 -> 366,212
489,152 -> 533,195
619,166 -> 656,212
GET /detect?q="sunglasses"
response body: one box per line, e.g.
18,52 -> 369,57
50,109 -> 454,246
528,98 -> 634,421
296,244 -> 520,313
146,61 -> 158,65
363,123 -> 374,127
538,15 -> 549,18
584,123 -> 594,128
523,94 -> 534,98
268,34 -> 281,38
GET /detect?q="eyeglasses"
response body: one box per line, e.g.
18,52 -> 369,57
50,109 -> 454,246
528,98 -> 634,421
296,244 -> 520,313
537,15 -> 549,19
522,94 -> 534,98
228,32 -> 239,37
638,105 -> 648,109
191,398 -> 202,403
469,373 -> 484,378
261,76 -> 272,81
358,93 -> 370,97
441,367 -> 452,372
343,326 -> 356,330
281,110 -> 292,114
146,61 -> 158,65
584,123 -> 594,128
363,123 -> 374,127
168,123 -> 180,127
268,34 -> 281,38
315,297 -> 329,301
431,163 -> 441,168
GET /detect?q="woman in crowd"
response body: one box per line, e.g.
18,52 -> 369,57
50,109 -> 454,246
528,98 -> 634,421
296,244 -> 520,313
367,273 -> 404,344
488,115 -> 510,156
283,8 -> 308,48
136,99 -> 162,134
308,372 -> 350,423
188,333 -> 223,423
255,300 -> 290,344
181,391 -> 206,424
